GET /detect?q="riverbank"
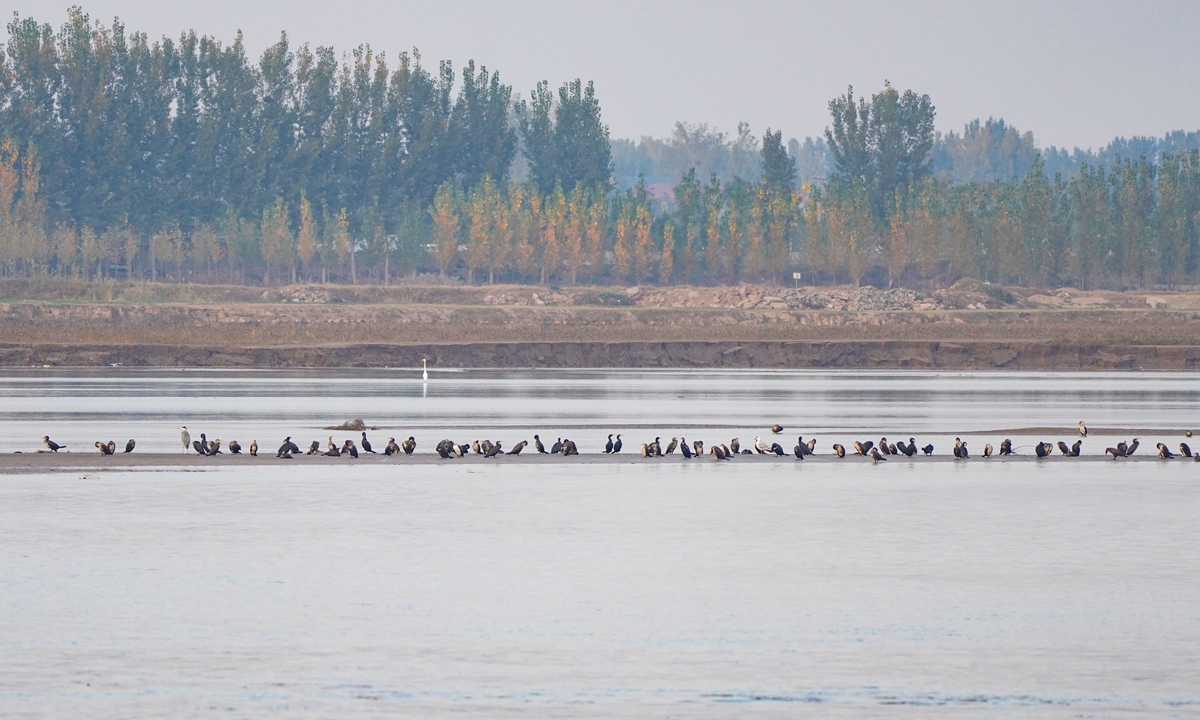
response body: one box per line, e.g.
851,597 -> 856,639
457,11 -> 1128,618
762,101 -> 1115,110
3,339 -> 1199,370
4,279 -> 1200,369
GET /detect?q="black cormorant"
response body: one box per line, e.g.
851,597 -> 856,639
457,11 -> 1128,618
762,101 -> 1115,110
361,433 -> 375,453
832,443 -> 846,458
605,434 -> 614,453
665,437 -> 678,455
534,435 -> 547,454
1180,442 -> 1193,458
403,437 -> 416,455
249,440 -> 258,456
869,447 -> 887,463
123,439 -> 136,453
95,441 -> 112,455
922,444 -> 934,456
1058,441 -> 1071,456
770,424 -> 784,434
550,438 -> 563,454
613,434 -> 623,453
229,440 -> 242,454
509,440 -> 527,455
485,442 -> 503,458
680,438 -> 693,459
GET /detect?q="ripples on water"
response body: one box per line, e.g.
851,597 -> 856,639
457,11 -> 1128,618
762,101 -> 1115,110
1,369 -> 1198,718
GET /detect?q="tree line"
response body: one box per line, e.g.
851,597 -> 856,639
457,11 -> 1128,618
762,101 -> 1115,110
1,9 -> 1199,290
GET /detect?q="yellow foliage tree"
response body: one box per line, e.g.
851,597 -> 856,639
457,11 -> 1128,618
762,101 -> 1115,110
431,182 -> 461,279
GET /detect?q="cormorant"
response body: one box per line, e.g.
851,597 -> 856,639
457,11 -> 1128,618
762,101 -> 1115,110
711,445 -> 727,460
43,436 -> 65,452
384,438 -> 399,455
206,439 -> 222,455
770,442 -> 785,456
1180,442 -> 1193,458
879,438 -> 891,455
1187,430 -> 1194,438
730,438 -> 741,454
755,436 -> 771,454
1035,442 -> 1049,458
983,444 -> 992,458
193,433 -> 207,455
1058,441 -> 1071,456
640,443 -> 649,457
106,440 -> 116,454
402,437 -> 416,455
279,439 -> 297,458
771,424 -> 784,434
327,436 -> 338,454
481,440 -> 495,455
1126,438 -> 1140,456
649,437 -> 662,457
793,440 -> 805,459
249,440 -> 258,457
534,435 -> 547,454
922,444 -> 934,456
93,441 -> 108,455
180,427 -> 190,454
853,440 -> 865,456
485,442 -> 503,458
472,440 -> 482,455
343,440 -> 359,458
665,437 -> 678,455
308,440 -> 321,455
550,438 -> 563,454
1071,440 -> 1082,456
869,447 -> 887,463
605,434 -> 614,454
1105,446 -> 1123,459
562,440 -> 578,456
324,437 -> 341,456
613,434 -> 623,453
361,433 -> 375,453
680,438 -> 693,459
229,440 -> 242,454
1157,443 -> 1175,459
509,440 -> 527,455
455,443 -> 468,457
1079,421 -> 1088,437
832,443 -> 846,458
999,439 -> 1013,456
437,443 -> 453,459
693,440 -> 703,456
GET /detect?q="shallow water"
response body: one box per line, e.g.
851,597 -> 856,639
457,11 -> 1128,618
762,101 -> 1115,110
1,369 -> 1198,718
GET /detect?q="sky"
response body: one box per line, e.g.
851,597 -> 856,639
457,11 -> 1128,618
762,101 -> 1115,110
7,0 -> 1200,150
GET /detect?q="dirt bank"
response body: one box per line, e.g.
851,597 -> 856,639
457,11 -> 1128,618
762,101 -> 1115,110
3,340 -> 1198,370
4,280 -> 1200,370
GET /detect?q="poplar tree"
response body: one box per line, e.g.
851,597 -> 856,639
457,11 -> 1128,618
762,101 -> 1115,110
430,181 -> 460,279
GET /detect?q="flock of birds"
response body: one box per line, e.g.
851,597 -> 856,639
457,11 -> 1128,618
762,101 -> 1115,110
34,421 -> 1200,462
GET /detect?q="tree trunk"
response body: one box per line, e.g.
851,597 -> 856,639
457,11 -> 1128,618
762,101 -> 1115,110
322,266 -> 327,284
384,255 -> 389,285
350,250 -> 356,283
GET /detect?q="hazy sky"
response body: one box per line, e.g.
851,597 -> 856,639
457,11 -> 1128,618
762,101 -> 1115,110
9,1 -> 1200,150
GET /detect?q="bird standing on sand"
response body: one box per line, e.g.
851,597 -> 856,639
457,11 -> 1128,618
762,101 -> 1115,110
1080,421 -> 1088,437
680,438 -> 693,458
613,434 -> 623,453
770,424 -> 784,434
605,434 -> 614,453
755,436 -> 771,454
180,427 -> 190,454
249,440 -> 258,456
229,440 -> 242,454
832,443 -> 846,458
402,436 -> 416,455
43,436 -> 65,452
124,439 -> 136,453
869,447 -> 887,463
534,435 -> 547,454
422,359 -> 429,382
361,432 -> 375,453
95,441 -> 113,455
